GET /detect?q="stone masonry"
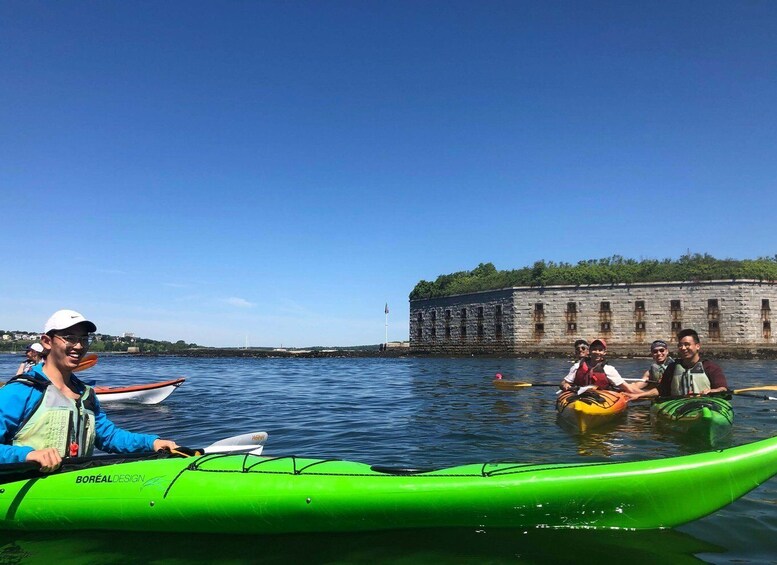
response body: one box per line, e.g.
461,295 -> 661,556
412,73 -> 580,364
409,280 -> 777,355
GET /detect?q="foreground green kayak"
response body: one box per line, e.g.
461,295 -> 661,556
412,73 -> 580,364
651,396 -> 734,445
1,435 -> 776,534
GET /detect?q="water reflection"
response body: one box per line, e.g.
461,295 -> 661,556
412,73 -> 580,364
0,525 -> 725,565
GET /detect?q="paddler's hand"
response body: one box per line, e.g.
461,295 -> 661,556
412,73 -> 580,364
153,439 -> 179,452
26,447 -> 62,473
700,387 -> 727,396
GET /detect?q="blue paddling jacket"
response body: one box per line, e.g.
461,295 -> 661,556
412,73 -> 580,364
0,365 -> 158,465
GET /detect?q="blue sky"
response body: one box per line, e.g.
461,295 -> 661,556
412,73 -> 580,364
2,1 -> 776,347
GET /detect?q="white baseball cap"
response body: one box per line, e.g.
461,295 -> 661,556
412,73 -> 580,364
26,343 -> 44,353
43,309 -> 97,334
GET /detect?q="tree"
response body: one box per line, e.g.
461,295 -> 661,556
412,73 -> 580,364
410,255 -> 777,299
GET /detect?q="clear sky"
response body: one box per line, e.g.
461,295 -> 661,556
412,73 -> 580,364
2,1 -> 776,347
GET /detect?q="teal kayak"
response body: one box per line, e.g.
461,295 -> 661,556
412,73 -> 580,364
651,396 -> 734,445
1,435 -> 777,534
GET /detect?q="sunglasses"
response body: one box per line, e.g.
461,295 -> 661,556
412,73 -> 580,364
651,348 -> 667,354
576,346 -> 589,351
54,334 -> 94,347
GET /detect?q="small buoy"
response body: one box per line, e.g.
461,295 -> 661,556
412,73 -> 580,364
495,373 -> 502,380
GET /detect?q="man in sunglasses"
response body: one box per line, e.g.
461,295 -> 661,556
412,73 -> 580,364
560,339 -> 590,382
0,309 -> 178,472
633,339 -> 674,390
573,339 -> 589,361
626,329 -> 728,399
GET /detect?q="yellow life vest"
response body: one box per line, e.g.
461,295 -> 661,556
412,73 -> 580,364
10,375 -> 97,458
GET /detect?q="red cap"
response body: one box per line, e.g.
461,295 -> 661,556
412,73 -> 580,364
590,338 -> 607,349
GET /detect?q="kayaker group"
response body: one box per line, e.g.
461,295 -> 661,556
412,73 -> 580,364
1,311 -> 730,473
560,329 -> 729,399
0,309 -> 179,472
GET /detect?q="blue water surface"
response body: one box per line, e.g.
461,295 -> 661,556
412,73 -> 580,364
0,354 -> 775,564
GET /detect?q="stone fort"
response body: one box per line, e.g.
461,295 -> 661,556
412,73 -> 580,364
409,280 -> 777,355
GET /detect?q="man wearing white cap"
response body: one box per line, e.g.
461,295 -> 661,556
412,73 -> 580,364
0,309 -> 179,472
16,343 -> 44,376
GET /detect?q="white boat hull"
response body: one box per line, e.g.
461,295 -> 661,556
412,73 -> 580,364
95,378 -> 185,405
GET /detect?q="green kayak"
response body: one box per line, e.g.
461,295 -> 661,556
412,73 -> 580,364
1,435 -> 776,534
651,396 -> 734,445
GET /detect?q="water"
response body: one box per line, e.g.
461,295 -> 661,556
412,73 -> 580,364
0,354 -> 775,564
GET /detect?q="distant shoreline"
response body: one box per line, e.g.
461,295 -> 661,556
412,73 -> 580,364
6,346 -> 773,360
143,346 -> 777,360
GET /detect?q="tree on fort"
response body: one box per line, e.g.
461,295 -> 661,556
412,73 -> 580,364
409,255 -> 777,300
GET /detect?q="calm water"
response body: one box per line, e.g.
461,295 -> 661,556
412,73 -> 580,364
0,354 -> 776,564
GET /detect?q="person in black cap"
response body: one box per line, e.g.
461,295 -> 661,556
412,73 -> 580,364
561,339 -> 589,382
633,339 -> 674,390
573,339 -> 589,361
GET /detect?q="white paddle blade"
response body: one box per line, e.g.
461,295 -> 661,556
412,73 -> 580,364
203,431 -> 269,454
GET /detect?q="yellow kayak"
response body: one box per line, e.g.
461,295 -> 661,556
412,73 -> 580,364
556,388 -> 628,433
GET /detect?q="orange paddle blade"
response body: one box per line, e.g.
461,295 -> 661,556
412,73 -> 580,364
74,354 -> 98,373
493,380 -> 532,390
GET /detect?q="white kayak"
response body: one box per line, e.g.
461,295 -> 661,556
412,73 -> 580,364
94,378 -> 185,405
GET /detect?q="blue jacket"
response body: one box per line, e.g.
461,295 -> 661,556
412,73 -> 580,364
0,365 -> 158,464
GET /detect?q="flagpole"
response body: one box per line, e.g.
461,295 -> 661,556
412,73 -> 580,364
384,303 -> 389,346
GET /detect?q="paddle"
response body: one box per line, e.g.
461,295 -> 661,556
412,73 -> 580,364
730,386 -> 777,401
0,431 -> 269,475
74,354 -> 98,373
734,393 -> 777,400
184,431 -> 268,456
731,385 -> 777,393
493,373 -> 560,390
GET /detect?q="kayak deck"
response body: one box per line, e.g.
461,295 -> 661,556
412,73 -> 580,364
556,389 -> 628,433
3,434 -> 777,534
651,396 -> 734,445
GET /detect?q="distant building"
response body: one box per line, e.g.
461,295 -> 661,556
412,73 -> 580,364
409,279 -> 777,354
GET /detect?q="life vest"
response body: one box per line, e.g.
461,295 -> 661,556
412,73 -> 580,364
669,361 -> 711,396
574,360 -> 610,389
647,357 -> 673,384
8,373 -> 97,458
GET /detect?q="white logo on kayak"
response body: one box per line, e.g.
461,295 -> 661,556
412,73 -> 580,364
75,473 -> 146,484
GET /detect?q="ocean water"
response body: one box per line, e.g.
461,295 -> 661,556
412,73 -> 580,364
0,354 -> 775,564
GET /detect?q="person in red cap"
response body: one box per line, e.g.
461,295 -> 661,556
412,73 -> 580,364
0,309 -> 179,472
560,338 -> 641,393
